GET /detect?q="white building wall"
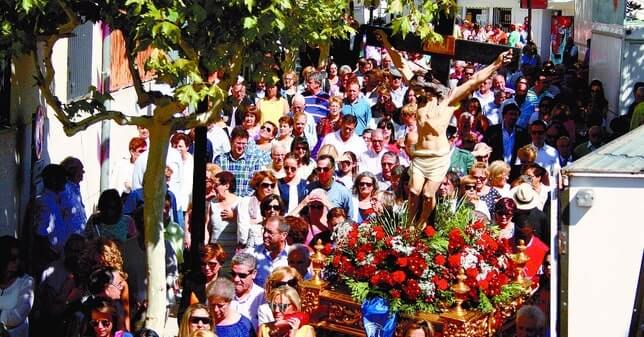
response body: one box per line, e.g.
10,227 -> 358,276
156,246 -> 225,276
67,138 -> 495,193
566,175 -> 644,337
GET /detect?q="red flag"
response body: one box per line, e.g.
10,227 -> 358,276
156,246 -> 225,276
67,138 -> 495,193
520,0 -> 548,9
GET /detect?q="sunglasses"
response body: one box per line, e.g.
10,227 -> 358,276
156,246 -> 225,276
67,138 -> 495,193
339,160 -> 352,165
284,166 -> 298,172
496,211 -> 514,217
231,270 -> 254,279
202,261 -> 219,269
260,182 -> 276,189
266,205 -> 281,211
261,125 -> 274,132
309,203 -> 324,210
531,130 -> 545,135
473,175 -> 486,180
358,181 -> 374,187
464,185 -> 477,191
269,302 -> 291,312
90,319 -> 112,328
189,316 -> 212,325
316,167 -> 332,173
274,278 -> 298,288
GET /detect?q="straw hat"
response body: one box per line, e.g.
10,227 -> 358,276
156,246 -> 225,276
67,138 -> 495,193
471,142 -> 493,157
511,183 -> 540,210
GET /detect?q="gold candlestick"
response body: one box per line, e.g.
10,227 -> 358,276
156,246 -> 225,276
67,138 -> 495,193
310,239 -> 327,286
450,268 -> 470,317
511,239 -> 531,289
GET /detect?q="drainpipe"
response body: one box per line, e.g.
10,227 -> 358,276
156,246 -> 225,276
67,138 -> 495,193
100,22 -> 111,192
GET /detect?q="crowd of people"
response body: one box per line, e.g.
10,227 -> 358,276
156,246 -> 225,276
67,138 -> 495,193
4,26 -> 639,337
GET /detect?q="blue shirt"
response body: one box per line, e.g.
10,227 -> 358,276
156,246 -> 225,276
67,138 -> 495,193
306,180 -> 355,219
248,244 -> 290,288
507,95 -> 538,129
215,315 -> 256,337
341,98 -> 372,135
61,181 -> 87,234
304,91 -> 330,123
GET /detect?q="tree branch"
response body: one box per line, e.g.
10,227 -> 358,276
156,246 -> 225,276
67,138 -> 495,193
65,110 -> 152,136
122,32 -> 156,108
173,85 -> 227,129
217,46 -> 244,93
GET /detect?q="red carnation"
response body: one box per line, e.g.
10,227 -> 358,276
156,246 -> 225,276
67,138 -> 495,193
356,251 -> 366,262
389,289 -> 401,298
423,225 -> 436,237
466,267 -> 478,278
396,257 -> 409,268
448,254 -> 461,269
436,278 -> 449,291
434,255 -> 446,266
373,226 -> 386,240
322,243 -> 333,255
392,270 -> 407,284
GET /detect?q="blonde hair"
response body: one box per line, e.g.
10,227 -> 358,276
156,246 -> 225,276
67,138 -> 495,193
268,286 -> 302,312
189,330 -> 217,337
488,160 -> 511,184
328,95 -> 343,107
401,103 -> 418,116
317,144 -> 339,161
179,304 -> 212,337
469,162 -> 489,177
264,266 -> 304,300
517,144 -> 537,163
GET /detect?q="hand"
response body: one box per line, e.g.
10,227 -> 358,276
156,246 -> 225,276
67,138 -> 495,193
374,29 -> 391,47
286,317 -> 302,337
498,49 -> 513,66
221,208 -> 234,220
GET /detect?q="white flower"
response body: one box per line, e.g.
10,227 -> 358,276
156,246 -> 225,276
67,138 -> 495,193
477,262 -> 493,281
391,236 -> 415,255
461,248 -> 479,270
419,280 -> 436,297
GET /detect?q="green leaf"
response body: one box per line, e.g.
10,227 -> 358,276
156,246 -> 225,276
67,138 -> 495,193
243,16 -> 257,29
389,0 -> 403,14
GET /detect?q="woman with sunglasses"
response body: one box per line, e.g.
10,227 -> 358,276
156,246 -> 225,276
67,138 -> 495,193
350,172 -> 379,223
288,189 -> 334,245
258,286 -> 315,337
207,278 -> 255,337
335,151 -> 358,189
257,266 -> 305,324
290,137 -> 315,180
493,198 -> 517,240
86,298 -> 131,337
178,303 -> 212,337
459,175 -> 491,220
241,171 -> 278,249
0,236 -> 33,337
178,244 -> 226,321
278,153 -> 308,214
470,163 -> 501,212
256,121 -> 279,153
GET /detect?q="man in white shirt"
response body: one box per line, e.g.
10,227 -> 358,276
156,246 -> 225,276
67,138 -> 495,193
320,115 -> 368,156
358,128 -> 386,175
484,90 -> 507,126
530,120 -> 560,188
207,123 -> 231,161
473,78 -> 495,108
230,253 -> 265,331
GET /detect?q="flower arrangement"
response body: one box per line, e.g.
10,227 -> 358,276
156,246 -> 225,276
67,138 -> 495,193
327,201 -> 526,315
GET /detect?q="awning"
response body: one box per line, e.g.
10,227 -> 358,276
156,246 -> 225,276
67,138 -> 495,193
548,0 -> 575,15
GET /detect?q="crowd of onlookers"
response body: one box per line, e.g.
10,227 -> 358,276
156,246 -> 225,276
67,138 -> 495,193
3,28 -> 644,337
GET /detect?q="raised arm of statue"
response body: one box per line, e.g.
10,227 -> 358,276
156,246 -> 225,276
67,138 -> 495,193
374,29 -> 415,81
446,50 -> 513,106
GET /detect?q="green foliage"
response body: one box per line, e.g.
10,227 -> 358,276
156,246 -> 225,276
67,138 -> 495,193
345,278 -> 370,303
492,283 -> 527,306
370,204 -> 408,236
435,198 -> 474,234
478,291 -> 494,313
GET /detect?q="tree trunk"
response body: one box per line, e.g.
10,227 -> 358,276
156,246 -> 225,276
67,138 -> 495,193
142,122 -> 171,333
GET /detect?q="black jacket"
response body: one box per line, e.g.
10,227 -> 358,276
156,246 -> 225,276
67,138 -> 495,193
485,124 -> 530,164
